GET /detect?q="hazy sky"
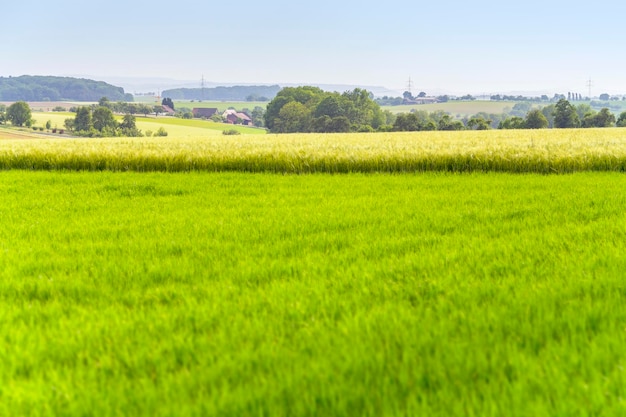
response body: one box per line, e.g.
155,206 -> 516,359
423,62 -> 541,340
3,0 -> 626,95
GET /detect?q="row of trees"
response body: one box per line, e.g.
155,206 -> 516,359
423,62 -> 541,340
392,99 -> 626,132
96,97 -> 167,117
0,102 -> 33,127
64,105 -> 147,137
264,87 -> 392,133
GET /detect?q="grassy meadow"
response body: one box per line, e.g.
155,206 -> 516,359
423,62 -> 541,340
28,111 -> 265,137
380,100 -> 518,116
1,171 -> 626,416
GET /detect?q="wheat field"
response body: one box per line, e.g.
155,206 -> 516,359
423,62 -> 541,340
1,128 -> 626,173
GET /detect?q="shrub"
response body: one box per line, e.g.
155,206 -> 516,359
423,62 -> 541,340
222,129 -> 241,136
154,127 -> 168,137
52,106 -> 66,112
145,130 -> 153,137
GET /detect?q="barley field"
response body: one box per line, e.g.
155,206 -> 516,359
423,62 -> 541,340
2,128 -> 626,173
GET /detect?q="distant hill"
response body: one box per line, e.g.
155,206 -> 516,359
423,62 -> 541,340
162,85 -> 281,101
0,75 -> 133,102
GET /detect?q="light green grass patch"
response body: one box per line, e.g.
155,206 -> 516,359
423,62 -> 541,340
136,116 -> 266,135
1,171 -> 626,416
382,100 -> 517,116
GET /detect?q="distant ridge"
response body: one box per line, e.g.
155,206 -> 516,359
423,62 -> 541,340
0,75 -> 133,102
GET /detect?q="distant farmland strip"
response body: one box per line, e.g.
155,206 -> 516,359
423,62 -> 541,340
1,129 -> 626,173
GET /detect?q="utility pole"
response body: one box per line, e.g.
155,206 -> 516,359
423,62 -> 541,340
406,76 -> 413,96
201,75 -> 206,102
587,78 -> 593,99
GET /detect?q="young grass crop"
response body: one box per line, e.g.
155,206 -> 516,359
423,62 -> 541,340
1,171 -> 626,416
381,100 -> 517,115
2,128 -> 626,173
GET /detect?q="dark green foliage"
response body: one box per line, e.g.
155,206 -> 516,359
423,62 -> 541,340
581,108 -> 616,128
524,109 -> 549,129
6,101 -> 32,126
222,129 -> 241,135
264,87 -> 384,133
161,97 -> 175,110
92,107 -> 117,132
0,76 -> 132,102
499,116 -> 526,129
119,114 -> 137,130
617,112 -> 626,127
553,99 -> 580,128
64,106 -> 149,137
74,107 -> 92,132
467,117 -> 492,130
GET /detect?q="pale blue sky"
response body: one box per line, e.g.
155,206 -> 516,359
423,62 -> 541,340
3,0 -> 626,95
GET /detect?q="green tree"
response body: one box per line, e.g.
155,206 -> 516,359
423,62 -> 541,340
99,97 -> 111,108
524,109 -> 548,129
120,114 -> 136,130
582,108 -> 615,128
467,117 -> 491,130
616,111 -> 626,127
133,104 -> 149,117
438,114 -> 464,131
161,97 -> 175,110
553,99 -> 580,128
153,105 -> 164,117
393,113 -> 420,131
594,108 -> 615,127
92,106 -> 117,132
250,106 -> 265,127
74,107 -> 93,132
541,104 -> 555,128
273,101 -> 310,133
576,103 -> 592,120
499,116 -> 525,129
6,101 -> 32,126
329,116 -> 351,133
315,95 -> 343,119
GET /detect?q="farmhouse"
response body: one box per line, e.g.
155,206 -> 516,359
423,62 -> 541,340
223,109 -> 253,126
161,105 -> 175,115
192,108 -> 219,118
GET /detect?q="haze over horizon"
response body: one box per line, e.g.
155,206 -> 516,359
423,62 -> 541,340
3,0 -> 626,96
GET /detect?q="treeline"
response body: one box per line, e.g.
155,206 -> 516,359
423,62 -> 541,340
0,76 -> 133,102
63,99 -> 167,137
162,85 -> 281,101
392,99 -> 626,132
264,86 -> 392,133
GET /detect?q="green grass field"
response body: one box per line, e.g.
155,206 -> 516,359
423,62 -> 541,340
132,95 -> 268,112
1,171 -> 625,416
28,111 -> 265,137
381,101 -> 518,116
